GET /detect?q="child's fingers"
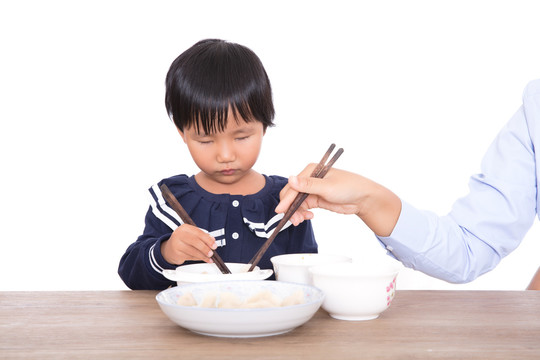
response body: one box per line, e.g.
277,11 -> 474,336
187,232 -> 218,259
181,224 -> 217,249
170,238 -> 215,264
177,240 -> 215,261
164,225 -> 218,264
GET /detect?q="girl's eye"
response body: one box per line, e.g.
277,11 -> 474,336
198,140 -> 213,145
236,136 -> 250,141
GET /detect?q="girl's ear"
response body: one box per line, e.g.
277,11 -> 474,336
177,127 -> 187,143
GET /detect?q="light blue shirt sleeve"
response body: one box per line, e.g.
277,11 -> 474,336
377,80 -> 540,283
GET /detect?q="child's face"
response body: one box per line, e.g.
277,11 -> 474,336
179,111 -> 265,192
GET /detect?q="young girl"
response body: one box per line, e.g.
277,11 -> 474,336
118,39 -> 317,290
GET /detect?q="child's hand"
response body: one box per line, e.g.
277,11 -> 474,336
160,224 -> 218,265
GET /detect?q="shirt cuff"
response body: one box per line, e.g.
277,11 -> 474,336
376,200 -> 433,268
148,235 -> 178,274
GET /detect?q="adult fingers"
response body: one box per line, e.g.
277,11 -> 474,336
276,164 -> 319,213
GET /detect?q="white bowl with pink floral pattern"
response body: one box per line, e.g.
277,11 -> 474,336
309,260 -> 401,321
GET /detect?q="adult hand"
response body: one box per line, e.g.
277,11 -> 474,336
276,165 -> 401,237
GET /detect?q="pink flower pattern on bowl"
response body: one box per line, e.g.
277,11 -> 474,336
386,276 -> 397,306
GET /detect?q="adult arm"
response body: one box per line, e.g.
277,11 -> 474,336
278,81 -> 540,283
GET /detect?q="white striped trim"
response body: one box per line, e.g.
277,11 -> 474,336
209,228 -> 225,238
267,213 -> 283,229
149,200 -> 178,231
149,185 -> 227,250
268,221 -> 292,237
149,243 -> 164,274
148,184 -> 235,249
216,239 -> 226,247
210,228 -> 226,247
243,213 -> 291,239
150,184 -> 183,230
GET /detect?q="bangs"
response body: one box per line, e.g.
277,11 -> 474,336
185,100 -> 257,135
165,39 -> 274,134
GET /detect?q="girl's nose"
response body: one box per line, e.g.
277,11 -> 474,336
216,142 -> 236,163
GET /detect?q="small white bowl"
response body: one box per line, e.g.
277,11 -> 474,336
156,280 -> 324,337
162,262 -> 273,285
309,260 -> 401,321
270,253 -> 352,285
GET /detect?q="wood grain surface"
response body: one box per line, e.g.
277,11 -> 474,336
1,290 -> 539,359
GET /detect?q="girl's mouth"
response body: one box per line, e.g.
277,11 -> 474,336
221,169 -> 236,176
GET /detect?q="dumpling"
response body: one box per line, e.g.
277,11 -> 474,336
244,290 -> 282,308
177,291 -> 197,306
281,290 -> 305,306
182,288 -> 307,309
199,292 -> 218,308
217,292 -> 244,308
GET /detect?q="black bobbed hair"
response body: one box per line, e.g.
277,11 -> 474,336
165,39 -> 275,134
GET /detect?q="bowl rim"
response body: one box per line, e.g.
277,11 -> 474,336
308,262 -> 402,278
162,262 -> 273,283
176,262 -> 256,272
270,253 -> 352,266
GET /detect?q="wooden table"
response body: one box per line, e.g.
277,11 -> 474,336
1,290 -> 539,359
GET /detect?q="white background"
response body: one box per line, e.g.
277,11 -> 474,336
2,0 -> 540,290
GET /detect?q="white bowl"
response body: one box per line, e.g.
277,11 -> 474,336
270,253 -> 352,285
309,260 -> 401,321
156,280 -> 324,338
162,262 -> 273,285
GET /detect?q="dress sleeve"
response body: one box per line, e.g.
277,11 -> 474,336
118,177 -> 197,290
378,102 -> 538,283
118,205 -> 178,290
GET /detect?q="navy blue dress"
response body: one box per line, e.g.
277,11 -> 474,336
118,174 -> 317,289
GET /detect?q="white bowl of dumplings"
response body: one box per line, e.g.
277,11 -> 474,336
156,280 -> 324,338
